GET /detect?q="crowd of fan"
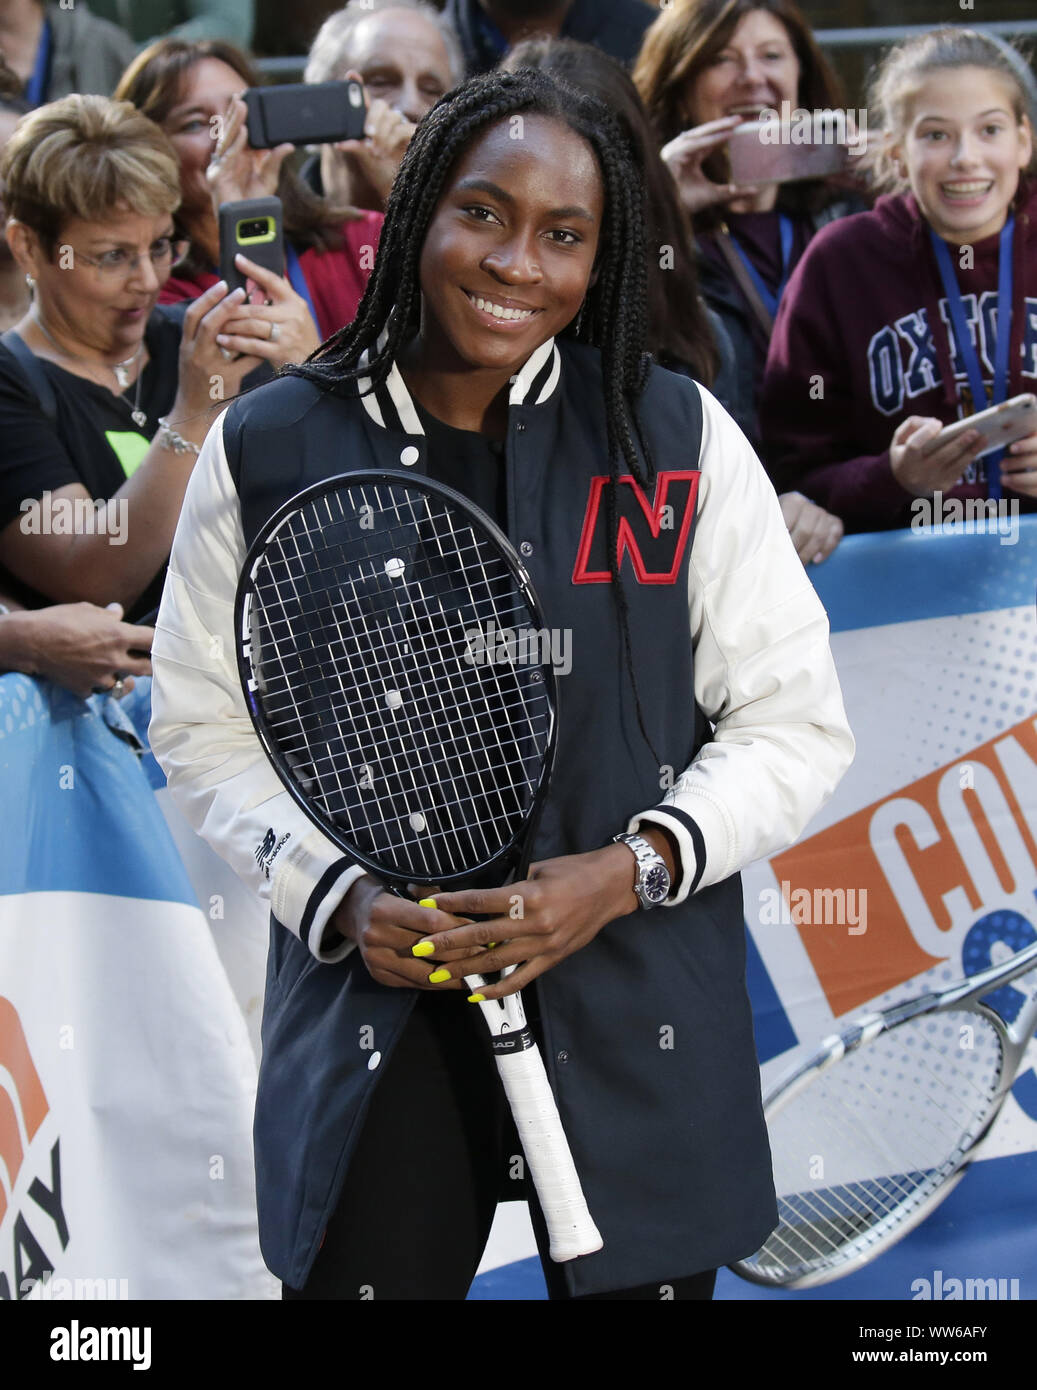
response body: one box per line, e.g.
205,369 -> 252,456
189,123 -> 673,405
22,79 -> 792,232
0,0 -> 1034,697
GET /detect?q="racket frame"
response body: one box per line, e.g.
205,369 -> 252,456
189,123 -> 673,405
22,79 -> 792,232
235,469 -> 559,892
732,937 -> 1037,1288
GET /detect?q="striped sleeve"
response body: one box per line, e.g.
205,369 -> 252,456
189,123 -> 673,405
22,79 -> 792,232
149,412 -> 363,961
628,384 -> 854,904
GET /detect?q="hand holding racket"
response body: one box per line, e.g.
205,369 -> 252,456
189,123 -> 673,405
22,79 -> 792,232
236,470 -> 604,1261
409,852 -> 640,999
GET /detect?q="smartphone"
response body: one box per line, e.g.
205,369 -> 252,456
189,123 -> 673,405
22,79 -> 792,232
218,197 -> 284,298
244,80 -> 366,149
727,119 -> 850,185
922,393 -> 1037,458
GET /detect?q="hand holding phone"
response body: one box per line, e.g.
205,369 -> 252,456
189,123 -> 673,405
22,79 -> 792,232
660,116 -> 751,216
215,252 -> 322,366
921,393 -> 1037,459
207,94 -> 293,214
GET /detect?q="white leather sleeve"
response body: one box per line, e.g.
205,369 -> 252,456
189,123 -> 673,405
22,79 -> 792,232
628,384 -> 855,901
149,414 -> 363,961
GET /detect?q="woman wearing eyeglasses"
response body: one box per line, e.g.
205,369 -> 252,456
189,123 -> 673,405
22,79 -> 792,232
0,94 -> 259,642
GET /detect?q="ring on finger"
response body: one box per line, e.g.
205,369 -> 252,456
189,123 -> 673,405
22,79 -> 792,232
269,322 -> 280,344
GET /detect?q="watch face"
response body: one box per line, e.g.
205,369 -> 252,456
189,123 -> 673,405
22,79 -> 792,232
643,865 -> 669,903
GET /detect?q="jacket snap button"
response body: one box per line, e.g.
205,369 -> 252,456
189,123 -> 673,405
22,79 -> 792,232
519,541 -> 533,556
557,1050 -> 569,1063
400,446 -> 419,466
516,422 -> 526,432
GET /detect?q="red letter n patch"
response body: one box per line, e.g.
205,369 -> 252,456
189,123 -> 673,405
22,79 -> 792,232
572,472 -> 700,584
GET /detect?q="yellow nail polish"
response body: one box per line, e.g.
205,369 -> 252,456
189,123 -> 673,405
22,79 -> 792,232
411,941 -> 435,957
428,968 -> 451,984
418,897 -> 437,909
486,942 -> 497,949
468,993 -> 486,1004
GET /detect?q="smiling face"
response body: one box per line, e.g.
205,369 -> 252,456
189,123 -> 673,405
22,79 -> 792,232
894,68 -> 1032,244
344,9 -> 454,124
23,208 -> 175,357
162,57 -> 246,216
688,7 -> 801,125
414,114 -> 603,384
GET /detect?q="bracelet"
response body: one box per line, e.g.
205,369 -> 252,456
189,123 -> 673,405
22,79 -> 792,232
0,603 -> 9,616
156,416 -> 201,456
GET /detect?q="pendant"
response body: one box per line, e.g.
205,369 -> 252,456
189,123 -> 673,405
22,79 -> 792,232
131,409 -> 147,429
114,365 -> 131,390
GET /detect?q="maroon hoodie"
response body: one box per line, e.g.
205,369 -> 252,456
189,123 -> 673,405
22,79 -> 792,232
759,182 -> 1037,529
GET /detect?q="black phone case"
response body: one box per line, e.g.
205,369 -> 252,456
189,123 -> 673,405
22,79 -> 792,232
218,197 -> 285,296
243,80 -> 366,149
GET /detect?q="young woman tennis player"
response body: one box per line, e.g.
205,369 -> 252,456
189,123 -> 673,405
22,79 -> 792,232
761,28 -> 1037,528
150,69 -> 854,1301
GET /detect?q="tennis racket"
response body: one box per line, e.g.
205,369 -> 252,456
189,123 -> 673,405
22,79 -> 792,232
235,469 -> 603,1262
731,937 -> 1037,1287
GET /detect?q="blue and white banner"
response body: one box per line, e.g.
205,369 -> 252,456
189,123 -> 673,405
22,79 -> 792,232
0,676 -> 276,1300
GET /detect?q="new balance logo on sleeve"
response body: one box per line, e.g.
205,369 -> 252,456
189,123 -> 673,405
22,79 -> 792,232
255,829 -> 291,878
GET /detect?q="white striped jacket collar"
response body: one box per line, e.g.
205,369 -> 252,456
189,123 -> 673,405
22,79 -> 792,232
354,334 -> 561,435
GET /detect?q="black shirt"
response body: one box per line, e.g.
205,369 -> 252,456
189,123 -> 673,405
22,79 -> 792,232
413,398 -> 507,531
0,306 -> 182,617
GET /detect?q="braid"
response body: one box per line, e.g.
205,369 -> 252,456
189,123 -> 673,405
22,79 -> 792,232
288,67 -> 663,769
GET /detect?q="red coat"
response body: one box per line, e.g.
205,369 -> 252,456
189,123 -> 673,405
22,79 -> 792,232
760,182 -> 1037,529
159,212 -> 384,341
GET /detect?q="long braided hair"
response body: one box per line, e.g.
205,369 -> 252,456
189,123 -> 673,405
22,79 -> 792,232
290,68 -> 662,763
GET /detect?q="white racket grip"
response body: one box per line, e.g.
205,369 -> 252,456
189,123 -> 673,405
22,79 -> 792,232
493,1042 -> 604,1261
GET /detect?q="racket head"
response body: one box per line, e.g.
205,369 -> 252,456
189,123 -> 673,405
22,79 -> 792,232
734,1006 -> 1006,1287
732,943 -> 1037,1288
235,469 -> 558,891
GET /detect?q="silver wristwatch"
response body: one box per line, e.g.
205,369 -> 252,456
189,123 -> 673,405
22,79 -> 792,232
613,832 -> 671,909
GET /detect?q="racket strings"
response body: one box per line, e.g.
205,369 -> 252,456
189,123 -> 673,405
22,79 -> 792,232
245,482 -> 553,881
743,1009 -> 1005,1283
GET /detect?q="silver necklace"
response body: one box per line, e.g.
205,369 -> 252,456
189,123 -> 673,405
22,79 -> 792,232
33,314 -> 148,428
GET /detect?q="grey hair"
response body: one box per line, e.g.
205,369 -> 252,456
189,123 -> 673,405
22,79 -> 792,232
304,0 -> 464,87
867,27 -> 1037,191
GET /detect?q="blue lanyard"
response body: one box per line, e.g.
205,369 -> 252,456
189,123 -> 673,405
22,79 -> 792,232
284,244 -> 319,333
729,213 -> 795,322
24,17 -> 51,107
929,216 -> 1014,501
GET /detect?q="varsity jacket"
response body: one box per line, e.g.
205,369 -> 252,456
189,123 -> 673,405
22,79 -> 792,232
150,337 -> 854,1296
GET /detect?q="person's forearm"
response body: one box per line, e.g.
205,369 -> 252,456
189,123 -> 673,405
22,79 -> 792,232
3,396 -> 220,610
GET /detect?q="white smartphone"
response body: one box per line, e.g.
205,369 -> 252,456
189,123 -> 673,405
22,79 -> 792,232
726,119 -> 851,185
922,393 -> 1037,458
